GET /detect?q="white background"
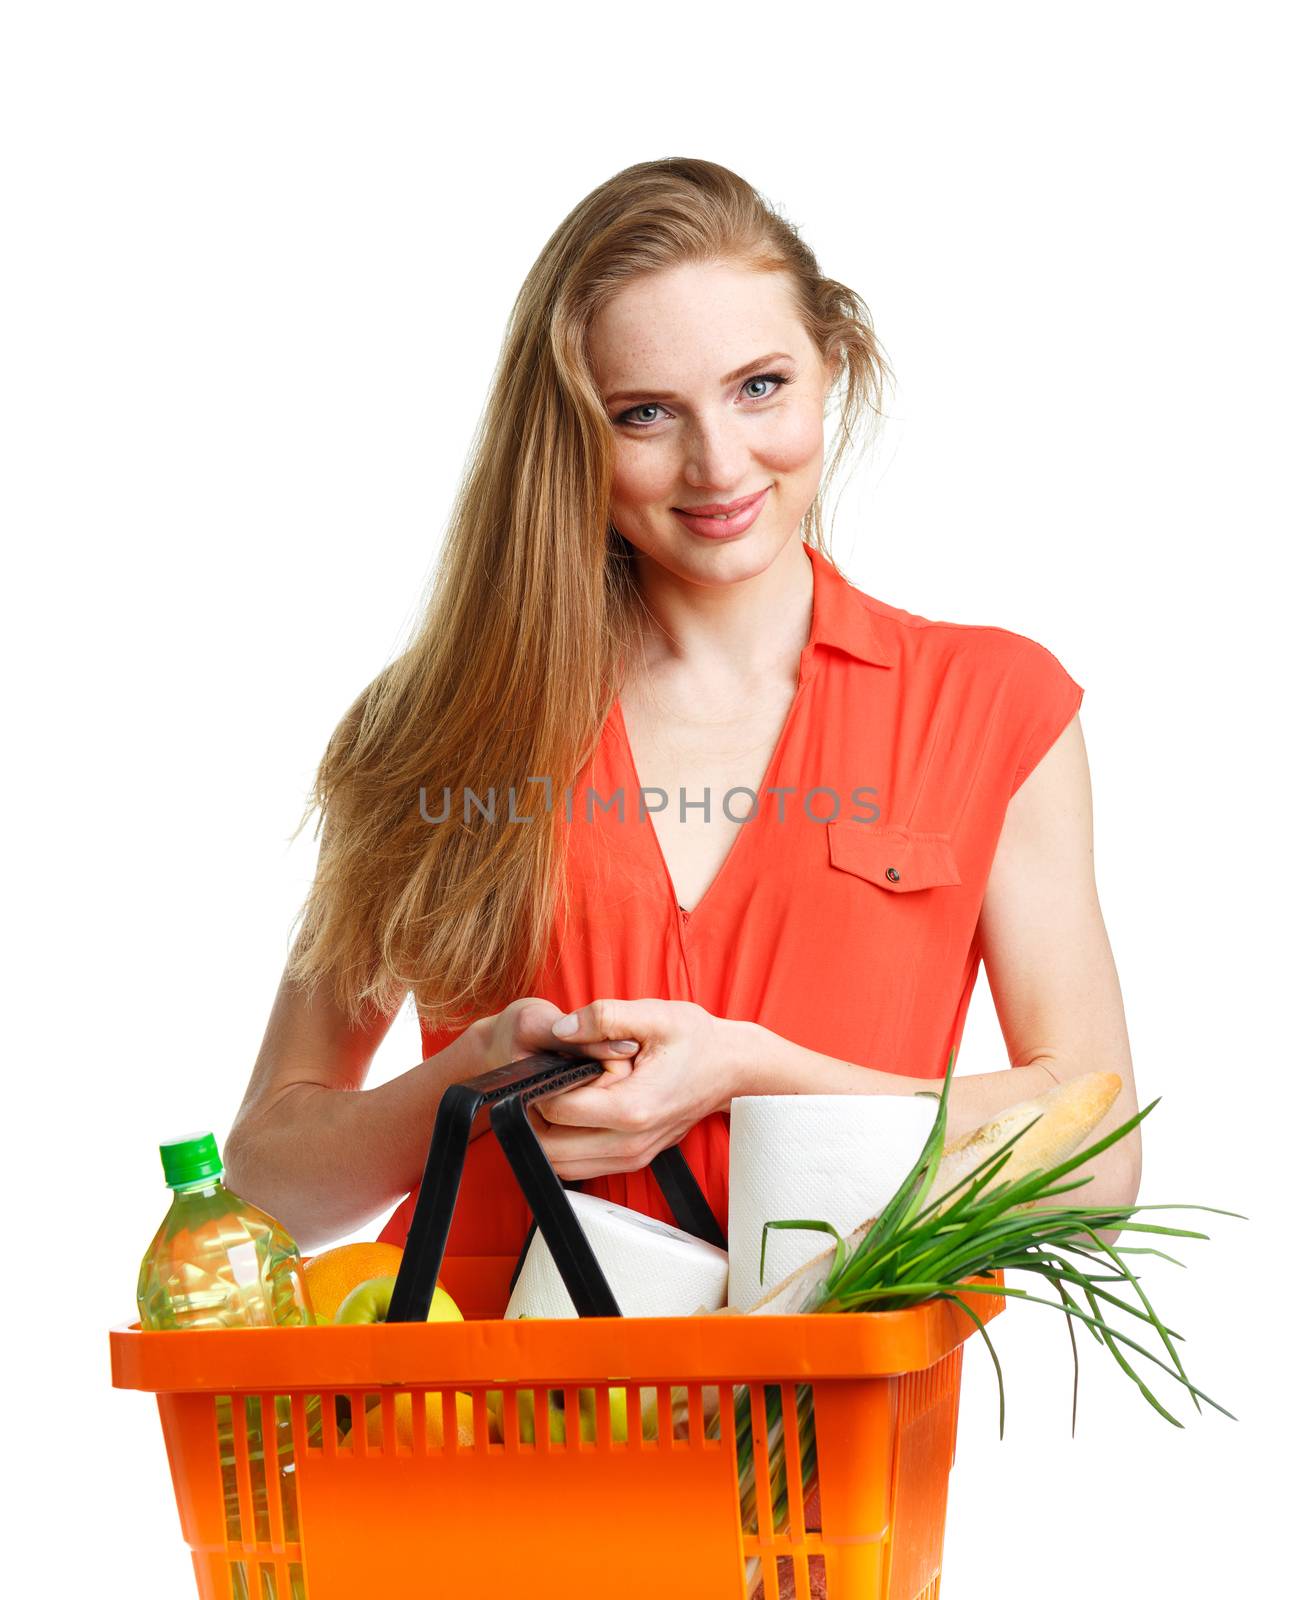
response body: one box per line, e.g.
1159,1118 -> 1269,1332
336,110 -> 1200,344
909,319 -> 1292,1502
5,2 -> 1286,1594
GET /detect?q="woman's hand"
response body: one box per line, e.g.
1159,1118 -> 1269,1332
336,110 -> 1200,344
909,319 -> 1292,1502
469,996 -> 641,1075
528,998 -> 740,1181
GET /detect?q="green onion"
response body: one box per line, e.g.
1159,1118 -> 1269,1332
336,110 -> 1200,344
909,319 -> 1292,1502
709,1048 -> 1242,1592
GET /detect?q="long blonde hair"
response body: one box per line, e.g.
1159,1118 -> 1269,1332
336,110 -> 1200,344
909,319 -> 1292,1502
284,156 -> 895,1033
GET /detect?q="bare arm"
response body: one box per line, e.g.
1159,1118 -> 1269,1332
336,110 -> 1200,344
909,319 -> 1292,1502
974,711 -> 1140,1217
726,713 -> 1141,1234
223,959 -> 488,1254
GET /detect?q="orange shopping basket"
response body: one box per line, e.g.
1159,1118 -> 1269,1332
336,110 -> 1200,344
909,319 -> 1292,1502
110,1051 -> 1004,1599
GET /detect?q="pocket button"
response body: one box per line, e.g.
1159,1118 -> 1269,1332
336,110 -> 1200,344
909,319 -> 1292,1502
826,821 -> 961,893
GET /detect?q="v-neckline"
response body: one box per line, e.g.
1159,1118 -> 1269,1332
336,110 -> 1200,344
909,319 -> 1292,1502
613,691 -> 809,922
609,549 -> 822,926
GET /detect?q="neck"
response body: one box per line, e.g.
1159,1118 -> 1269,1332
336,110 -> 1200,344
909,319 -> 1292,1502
629,536 -> 814,688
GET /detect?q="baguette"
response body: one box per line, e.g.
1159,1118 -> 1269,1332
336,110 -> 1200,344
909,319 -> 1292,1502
728,1071 -> 1122,1317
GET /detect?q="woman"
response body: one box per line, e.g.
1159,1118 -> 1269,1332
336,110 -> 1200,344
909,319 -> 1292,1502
224,157 -> 1140,1320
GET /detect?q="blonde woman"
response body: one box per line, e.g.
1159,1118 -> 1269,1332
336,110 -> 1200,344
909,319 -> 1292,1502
225,157 -> 1139,1327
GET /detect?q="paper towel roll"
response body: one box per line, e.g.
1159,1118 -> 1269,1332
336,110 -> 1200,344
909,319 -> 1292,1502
727,1094 -> 938,1312
504,1189 -> 729,1320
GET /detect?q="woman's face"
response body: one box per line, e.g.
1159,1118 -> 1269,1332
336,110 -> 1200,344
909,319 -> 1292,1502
587,260 -> 837,585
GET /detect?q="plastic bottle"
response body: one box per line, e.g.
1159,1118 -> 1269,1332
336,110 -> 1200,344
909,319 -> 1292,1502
137,1130 -> 316,1600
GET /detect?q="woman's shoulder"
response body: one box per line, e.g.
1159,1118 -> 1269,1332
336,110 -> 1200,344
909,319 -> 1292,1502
848,582 -> 1078,686
846,584 -> 1085,800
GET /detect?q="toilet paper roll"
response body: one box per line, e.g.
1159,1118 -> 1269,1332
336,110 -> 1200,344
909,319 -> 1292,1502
504,1189 -> 729,1320
727,1094 -> 938,1312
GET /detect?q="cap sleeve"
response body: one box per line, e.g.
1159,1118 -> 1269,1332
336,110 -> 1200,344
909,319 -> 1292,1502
1006,637 -> 1084,797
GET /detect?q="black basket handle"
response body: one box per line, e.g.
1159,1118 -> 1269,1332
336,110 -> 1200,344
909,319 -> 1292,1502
388,1050 -> 726,1322
503,1139 -> 728,1300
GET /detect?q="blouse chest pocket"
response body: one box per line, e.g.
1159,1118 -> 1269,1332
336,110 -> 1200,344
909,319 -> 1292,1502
825,821 -> 962,892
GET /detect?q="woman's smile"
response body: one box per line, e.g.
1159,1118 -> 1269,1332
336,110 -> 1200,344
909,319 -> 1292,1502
671,484 -> 772,539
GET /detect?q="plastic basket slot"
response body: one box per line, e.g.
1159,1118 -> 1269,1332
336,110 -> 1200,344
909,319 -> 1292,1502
212,1395 -> 241,1542
292,1391 -> 325,1459
473,1387 -> 494,1451
245,1554 -> 296,1599
778,1383 -> 817,1597
408,1388 -> 429,1457
750,1549 -> 829,1600
497,1385 -> 521,1449
442,1387 -> 464,1455
344,1390 -> 367,1455
780,1383 -> 812,1542
213,1394 -> 248,1599
623,1383 -> 645,1448
687,1383 -> 706,1450
740,1382 -> 836,1595
379,1388 -> 400,1455
749,1382 -> 777,1539
553,1385 -> 583,1448
259,1393 -> 287,1548
657,1382 -> 677,1450
250,1396 -> 273,1544
533,1387 -> 555,1454
696,1382 -> 724,1447
212,1394 -> 311,1600
591,1384 -> 611,1449
230,1394 -> 262,1545
644,1383 -> 664,1447
637,1384 -> 659,1448
312,1391 -> 339,1459
672,1383 -> 691,1444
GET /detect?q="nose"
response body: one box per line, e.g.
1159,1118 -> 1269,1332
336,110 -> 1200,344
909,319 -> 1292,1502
678,409 -> 754,497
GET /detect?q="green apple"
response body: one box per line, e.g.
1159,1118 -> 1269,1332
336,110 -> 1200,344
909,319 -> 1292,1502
336,1274 -> 466,1421
334,1274 -> 463,1326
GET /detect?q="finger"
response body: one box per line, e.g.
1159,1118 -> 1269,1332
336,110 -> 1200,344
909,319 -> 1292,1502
550,997 -> 665,1046
518,1024 -> 639,1062
538,1078 -> 642,1130
550,1038 -> 639,1062
546,1134 -> 677,1180
507,1000 -> 565,1055
512,1005 -> 635,1063
532,1119 -> 652,1174
534,1056 -> 630,1120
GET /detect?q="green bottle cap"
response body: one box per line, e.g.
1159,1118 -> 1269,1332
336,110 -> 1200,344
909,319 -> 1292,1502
159,1130 -> 224,1190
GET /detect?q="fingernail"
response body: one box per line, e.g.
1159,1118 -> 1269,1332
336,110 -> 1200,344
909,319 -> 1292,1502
609,1040 -> 638,1053
551,1013 -> 578,1037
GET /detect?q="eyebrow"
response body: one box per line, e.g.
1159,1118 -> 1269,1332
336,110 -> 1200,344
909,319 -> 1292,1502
602,351 -> 796,407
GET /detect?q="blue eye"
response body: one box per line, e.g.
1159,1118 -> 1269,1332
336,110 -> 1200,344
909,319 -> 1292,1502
614,370 -> 794,429
741,373 -> 783,401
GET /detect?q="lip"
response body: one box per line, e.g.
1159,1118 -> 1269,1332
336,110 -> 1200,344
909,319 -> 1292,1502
675,487 -> 769,516
671,484 -> 772,540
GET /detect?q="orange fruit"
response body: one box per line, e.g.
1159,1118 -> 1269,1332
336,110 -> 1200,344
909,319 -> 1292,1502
301,1241 -> 407,1324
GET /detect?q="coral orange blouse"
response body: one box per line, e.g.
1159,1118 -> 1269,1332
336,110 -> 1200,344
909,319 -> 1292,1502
378,541 -> 1084,1315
